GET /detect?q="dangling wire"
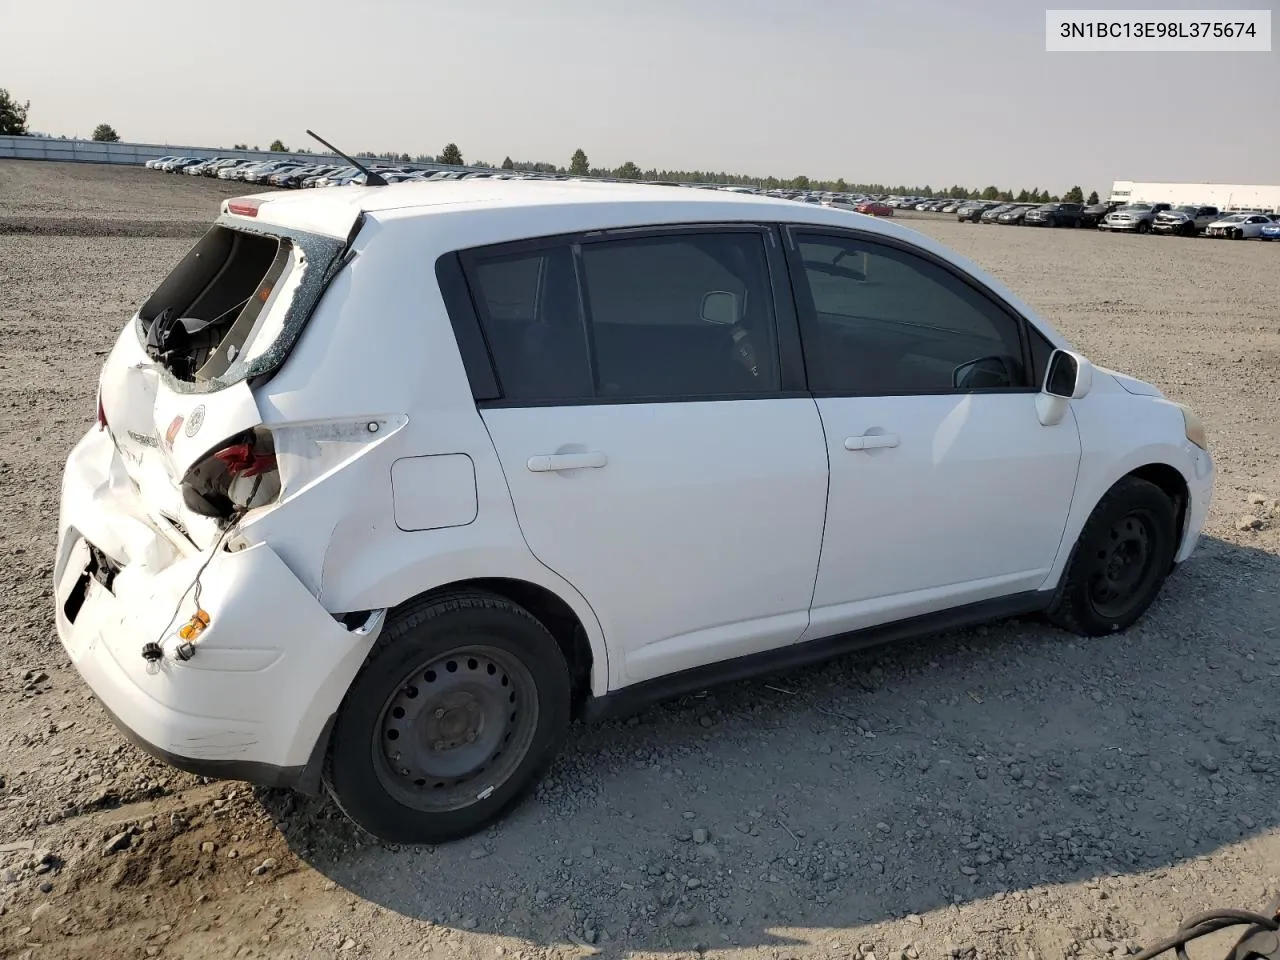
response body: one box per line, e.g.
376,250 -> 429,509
142,517 -> 238,666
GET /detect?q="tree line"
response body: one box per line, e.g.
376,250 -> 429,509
0,87 -> 1102,204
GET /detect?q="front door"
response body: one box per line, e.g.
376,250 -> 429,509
785,229 -> 1082,639
465,227 -> 829,688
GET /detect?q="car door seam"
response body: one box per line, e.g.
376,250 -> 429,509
1040,403 -> 1085,591
474,411 -> 611,681
806,395 -> 832,618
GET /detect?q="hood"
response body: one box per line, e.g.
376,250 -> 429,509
1098,367 -> 1165,398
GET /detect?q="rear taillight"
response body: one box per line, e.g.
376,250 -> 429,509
96,387 -> 108,431
179,417 -> 404,522
213,441 -> 277,479
181,429 -> 280,520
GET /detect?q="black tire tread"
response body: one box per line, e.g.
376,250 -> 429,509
323,589 -> 569,844
1047,476 -> 1175,637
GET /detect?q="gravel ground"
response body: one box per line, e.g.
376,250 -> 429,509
1,161 -> 1278,960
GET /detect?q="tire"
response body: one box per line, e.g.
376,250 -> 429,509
1136,220 -> 1151,234
1231,228 -> 1242,240
1047,477 -> 1178,637
325,591 -> 571,844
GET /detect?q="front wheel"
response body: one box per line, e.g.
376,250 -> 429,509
1047,477 -> 1178,636
1231,228 -> 1243,240
325,591 -> 571,844
1136,220 -> 1151,234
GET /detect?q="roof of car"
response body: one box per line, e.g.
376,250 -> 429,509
244,177 -> 837,219
233,177 -> 937,247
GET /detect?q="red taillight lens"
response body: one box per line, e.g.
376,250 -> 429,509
96,389 -> 107,430
226,198 -> 262,217
181,429 -> 280,520
213,442 -> 277,478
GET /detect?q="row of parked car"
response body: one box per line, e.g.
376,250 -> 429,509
144,155 -> 572,189
950,199 -> 1280,239
141,157 -> 1280,240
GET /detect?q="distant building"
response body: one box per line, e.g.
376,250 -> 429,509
1110,180 -> 1280,213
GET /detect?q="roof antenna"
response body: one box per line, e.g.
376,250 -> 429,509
305,129 -> 388,186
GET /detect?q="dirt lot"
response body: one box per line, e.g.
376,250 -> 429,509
1,161 -> 1278,960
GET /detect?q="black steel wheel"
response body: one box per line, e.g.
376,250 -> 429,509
373,645 -> 538,813
326,591 -> 571,843
1048,477 -> 1178,636
1085,511 -> 1158,621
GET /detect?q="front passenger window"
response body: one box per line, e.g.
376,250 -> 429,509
794,235 -> 1028,396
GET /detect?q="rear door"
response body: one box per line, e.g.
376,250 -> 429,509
784,227 -> 1081,639
460,226 -> 829,689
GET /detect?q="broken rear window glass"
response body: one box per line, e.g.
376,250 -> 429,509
136,218 -> 346,391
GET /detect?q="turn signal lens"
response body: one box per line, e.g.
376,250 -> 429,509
1179,405 -> 1209,451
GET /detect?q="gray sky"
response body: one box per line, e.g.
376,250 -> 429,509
7,0 -> 1277,194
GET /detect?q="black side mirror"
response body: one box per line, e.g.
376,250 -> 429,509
1045,350 -> 1082,398
1037,348 -> 1094,426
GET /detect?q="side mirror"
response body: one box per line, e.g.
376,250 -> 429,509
700,290 -> 740,326
1037,349 -> 1093,426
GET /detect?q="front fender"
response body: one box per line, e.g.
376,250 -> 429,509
1041,389 -> 1208,590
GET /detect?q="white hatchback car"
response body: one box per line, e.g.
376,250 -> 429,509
56,180 -> 1214,842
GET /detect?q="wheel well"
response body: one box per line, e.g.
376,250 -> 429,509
1125,463 -> 1189,546
425,578 -> 595,717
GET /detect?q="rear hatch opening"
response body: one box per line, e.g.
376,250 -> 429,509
139,225 -> 294,383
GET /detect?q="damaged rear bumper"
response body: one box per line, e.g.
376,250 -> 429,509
54,427 -> 382,792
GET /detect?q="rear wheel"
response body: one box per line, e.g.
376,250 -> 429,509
325,591 -> 571,843
1048,477 -> 1177,636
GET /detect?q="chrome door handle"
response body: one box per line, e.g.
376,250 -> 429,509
527,451 -> 608,472
844,433 -> 900,451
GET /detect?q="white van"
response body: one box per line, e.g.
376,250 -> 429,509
55,180 -> 1213,842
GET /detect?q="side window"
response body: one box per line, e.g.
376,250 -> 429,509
579,233 -> 779,399
793,234 -> 1028,395
468,244 -> 593,401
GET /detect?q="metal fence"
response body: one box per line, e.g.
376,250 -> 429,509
0,135 -> 451,173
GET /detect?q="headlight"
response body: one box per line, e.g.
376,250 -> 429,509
1177,404 -> 1209,451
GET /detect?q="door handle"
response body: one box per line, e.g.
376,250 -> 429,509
844,433 -> 900,451
527,451 -> 608,473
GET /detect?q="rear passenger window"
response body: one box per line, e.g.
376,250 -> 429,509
580,233 -> 779,398
465,232 -> 780,403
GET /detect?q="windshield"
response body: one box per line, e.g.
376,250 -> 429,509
1219,214 -> 1247,222
1174,206 -> 1198,214
1120,204 -> 1152,212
